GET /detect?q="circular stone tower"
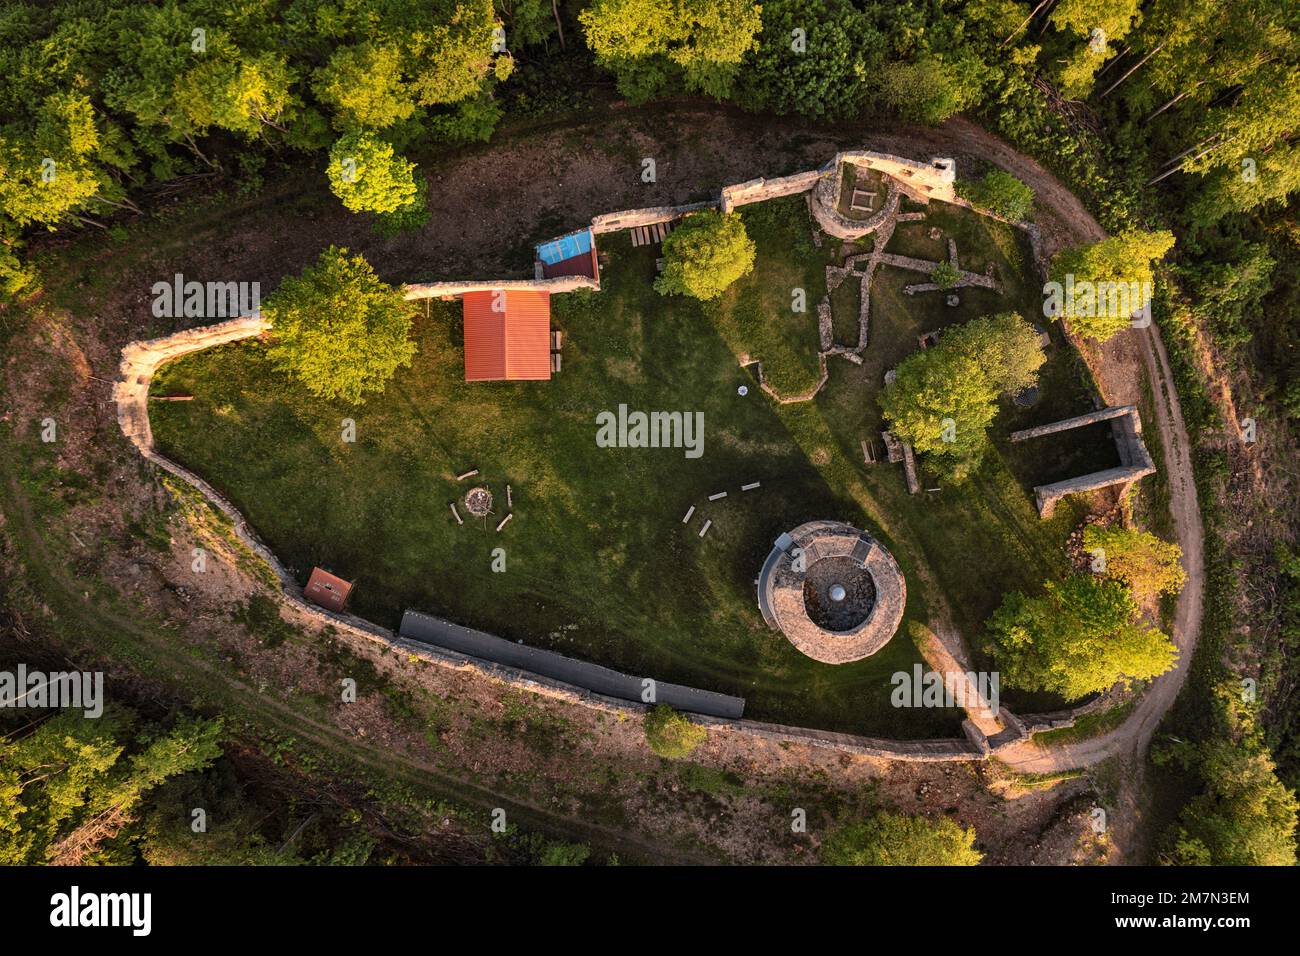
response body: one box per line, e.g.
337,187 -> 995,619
756,520 -> 906,664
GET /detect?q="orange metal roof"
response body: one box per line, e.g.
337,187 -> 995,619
462,290 -> 552,381
305,567 -> 353,613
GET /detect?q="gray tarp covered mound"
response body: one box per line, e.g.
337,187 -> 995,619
399,610 -> 745,720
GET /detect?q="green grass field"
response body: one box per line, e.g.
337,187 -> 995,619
151,196 -> 1110,735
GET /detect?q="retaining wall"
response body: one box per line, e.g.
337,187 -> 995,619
590,201 -> 716,234
400,611 -> 745,719
111,318 -> 1042,761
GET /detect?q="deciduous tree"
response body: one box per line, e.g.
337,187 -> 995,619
580,0 -> 761,102
1048,229 -> 1175,340
956,169 -> 1035,220
1082,524 -> 1186,604
987,572 -> 1178,701
264,246 -> 418,404
655,210 -> 756,300
880,313 -> 1045,480
823,812 -> 981,866
327,131 -> 420,214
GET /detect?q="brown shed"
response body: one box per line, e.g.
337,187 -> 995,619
305,567 -> 353,612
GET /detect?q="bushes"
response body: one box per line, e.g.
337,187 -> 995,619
930,260 -> 959,290
956,170 -> 1035,221
823,812 -> 981,866
986,573 -> 1177,702
643,705 -> 706,758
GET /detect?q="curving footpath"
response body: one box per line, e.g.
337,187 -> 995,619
920,118 -> 1206,773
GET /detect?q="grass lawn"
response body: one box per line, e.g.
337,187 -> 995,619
152,195 -> 1106,734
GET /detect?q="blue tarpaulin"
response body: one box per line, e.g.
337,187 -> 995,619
536,229 -> 592,266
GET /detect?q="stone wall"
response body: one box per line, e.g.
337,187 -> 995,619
110,154 -> 1092,764
115,316 -> 270,455
589,201 -> 716,234
693,714 -> 982,761
403,276 -> 597,299
833,150 -> 958,203
1010,406 -> 1157,516
400,610 -> 745,719
719,169 -> 823,213
1008,404 -> 1133,441
810,170 -> 900,240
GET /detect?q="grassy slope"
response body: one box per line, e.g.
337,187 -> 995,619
151,196 -> 1105,734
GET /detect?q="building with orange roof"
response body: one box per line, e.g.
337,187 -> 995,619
461,290 -> 552,381
304,567 -> 353,613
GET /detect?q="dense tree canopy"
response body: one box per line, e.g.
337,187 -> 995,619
1161,684 -> 1299,866
987,572 -> 1178,701
264,246 -> 418,404
880,57 -> 978,125
0,0 -> 504,252
579,0 -> 762,102
0,708 -> 222,865
733,0 -> 885,120
879,312 -> 1045,480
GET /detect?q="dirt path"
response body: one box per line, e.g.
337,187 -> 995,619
995,324 -> 1205,773
929,119 -> 1206,775
843,111 -> 1205,776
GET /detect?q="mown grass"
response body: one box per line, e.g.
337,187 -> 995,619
706,197 -> 838,396
151,196 -> 1101,732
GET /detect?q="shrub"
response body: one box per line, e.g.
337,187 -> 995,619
823,812 -> 981,866
643,704 -> 706,758
931,260 -> 960,289
956,170 -> 1035,221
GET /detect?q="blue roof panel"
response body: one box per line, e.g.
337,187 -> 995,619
536,229 -> 592,265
